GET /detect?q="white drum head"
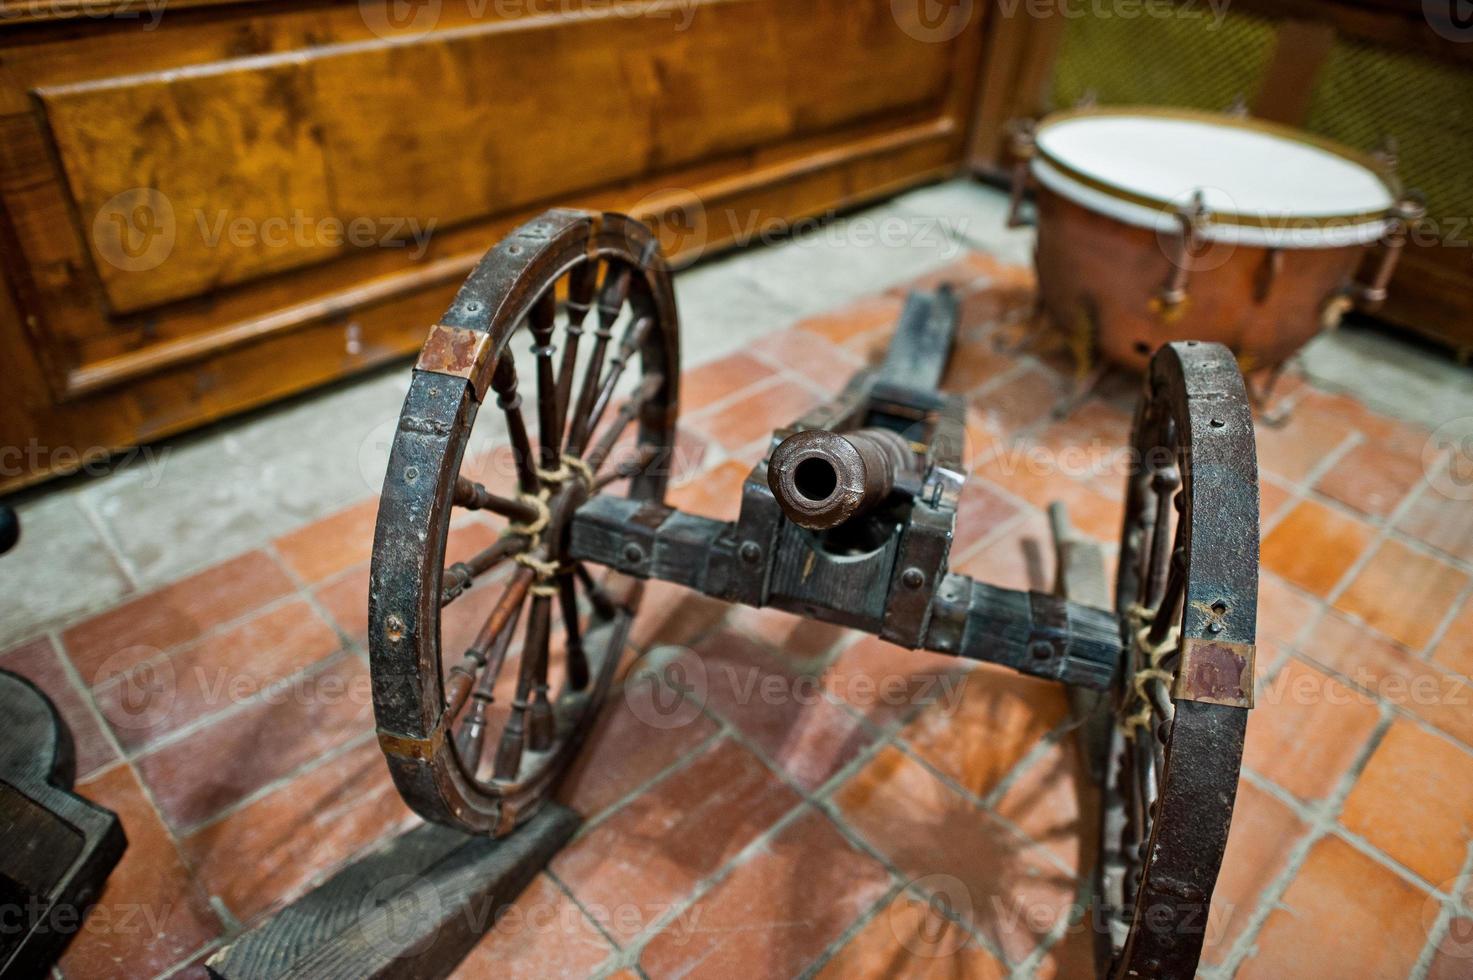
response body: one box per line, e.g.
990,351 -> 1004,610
1033,108 -> 1396,248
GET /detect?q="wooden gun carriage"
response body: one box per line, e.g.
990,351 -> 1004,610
368,209 -> 1260,979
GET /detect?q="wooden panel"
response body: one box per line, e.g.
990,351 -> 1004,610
41,60 -> 336,314
0,0 -> 987,493
37,0 -> 954,315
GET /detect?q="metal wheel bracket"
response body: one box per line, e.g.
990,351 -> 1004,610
416,323 -> 498,401
1173,638 -> 1256,708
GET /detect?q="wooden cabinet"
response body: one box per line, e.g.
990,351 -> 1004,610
0,0 -> 987,492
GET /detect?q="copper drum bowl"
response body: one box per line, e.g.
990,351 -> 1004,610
1006,106 -> 1424,379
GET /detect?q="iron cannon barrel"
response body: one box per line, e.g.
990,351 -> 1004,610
767,427 -> 918,531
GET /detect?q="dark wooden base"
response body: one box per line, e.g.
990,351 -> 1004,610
206,804 -> 580,980
0,669 -> 126,978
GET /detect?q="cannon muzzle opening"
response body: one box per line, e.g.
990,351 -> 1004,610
767,428 -> 916,530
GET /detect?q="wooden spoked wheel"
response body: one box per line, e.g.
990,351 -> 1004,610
1096,341 -> 1259,977
369,210 -> 679,836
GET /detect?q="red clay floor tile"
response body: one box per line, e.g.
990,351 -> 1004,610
724,604 -> 852,664
1260,500 -> 1374,597
1340,719 -> 1473,887
683,630 -> 877,792
1301,610 -> 1473,752
994,739 -> 1098,876
1431,597 -> 1473,679
799,294 -> 907,350
820,635 -> 967,730
93,599 -> 342,753
815,889 -> 1008,979
678,352 -> 779,414
686,378 -> 821,453
135,653 -> 374,829
897,664 -> 1069,800
1244,657 -> 1382,801
1235,834 -> 1431,979
551,737 -> 800,945
638,807 -> 892,979
556,689 -> 720,820
181,737 -> 413,921
1334,538 -> 1469,651
61,764 -> 221,980
1252,398 -> 1358,485
272,497 -> 380,584
63,551 -> 295,686
1315,440 -> 1424,519
667,458 -> 752,524
450,873 -> 614,979
751,328 -> 865,394
834,745 -> 1076,964
314,563 -> 371,647
1397,481 -> 1473,565
1426,919 -> 1473,980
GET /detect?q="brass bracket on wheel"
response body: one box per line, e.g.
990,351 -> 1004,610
417,323 -> 498,401
1173,637 -> 1256,708
377,722 -> 448,762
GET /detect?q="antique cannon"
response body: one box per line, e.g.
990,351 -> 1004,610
368,210 -> 1259,978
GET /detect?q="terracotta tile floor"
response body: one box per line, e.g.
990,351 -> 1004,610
6,253 -> 1473,979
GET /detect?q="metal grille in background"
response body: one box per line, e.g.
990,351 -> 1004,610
1050,11 -> 1276,113
1305,39 -> 1473,235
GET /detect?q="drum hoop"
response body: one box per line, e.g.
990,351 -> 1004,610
1033,105 -> 1401,230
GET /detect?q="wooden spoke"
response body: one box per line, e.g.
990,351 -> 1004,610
553,260 -> 601,446
491,351 -> 541,496
579,316 -> 655,455
1146,547 -> 1186,649
452,476 -> 540,524
585,372 -> 666,474
529,289 -> 561,472
441,535 -> 525,606
455,591 -> 527,773
559,574 -> 589,691
565,266 -> 631,456
1145,469 -> 1180,609
593,443 -> 660,492
493,591 -> 554,779
574,563 -> 619,620
445,566 -> 535,716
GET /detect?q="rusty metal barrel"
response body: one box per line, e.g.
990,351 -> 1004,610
767,428 -> 916,530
